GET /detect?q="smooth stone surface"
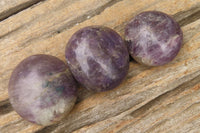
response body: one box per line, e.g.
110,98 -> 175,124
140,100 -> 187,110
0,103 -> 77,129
8,54 -> 77,126
125,11 -> 183,66
65,26 -> 129,92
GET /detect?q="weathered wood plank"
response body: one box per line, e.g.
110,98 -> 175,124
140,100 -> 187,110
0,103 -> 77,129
1,16 -> 200,133
73,75 -> 200,133
0,0 -> 200,132
0,0 -> 44,21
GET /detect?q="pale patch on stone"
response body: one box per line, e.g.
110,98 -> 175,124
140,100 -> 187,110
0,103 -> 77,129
75,38 -> 93,75
14,68 -> 43,107
75,38 -> 116,79
160,35 -> 179,51
34,97 -> 76,125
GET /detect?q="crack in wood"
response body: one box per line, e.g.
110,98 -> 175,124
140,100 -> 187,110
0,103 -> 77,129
0,99 -> 9,106
116,74 -> 200,133
0,25 -> 24,39
143,119 -> 168,133
0,99 -> 12,116
0,0 -> 45,22
130,74 -> 200,117
35,124 -> 58,133
0,102 -> 12,115
0,119 -> 24,131
173,4 -> 200,27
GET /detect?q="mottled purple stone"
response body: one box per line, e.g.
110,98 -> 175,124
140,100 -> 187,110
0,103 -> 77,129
125,11 -> 183,66
65,26 -> 129,92
8,55 -> 77,126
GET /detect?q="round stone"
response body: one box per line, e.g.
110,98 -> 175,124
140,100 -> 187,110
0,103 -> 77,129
65,26 -> 129,92
125,11 -> 183,66
8,54 -> 77,126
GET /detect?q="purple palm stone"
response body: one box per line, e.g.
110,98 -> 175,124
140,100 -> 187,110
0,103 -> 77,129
8,54 -> 77,126
125,11 -> 183,66
65,26 -> 129,92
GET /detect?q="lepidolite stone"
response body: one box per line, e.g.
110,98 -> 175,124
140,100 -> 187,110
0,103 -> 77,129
8,55 -> 77,126
125,11 -> 183,66
65,26 -> 129,92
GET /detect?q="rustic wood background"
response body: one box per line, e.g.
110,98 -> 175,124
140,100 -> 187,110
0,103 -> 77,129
0,0 -> 200,132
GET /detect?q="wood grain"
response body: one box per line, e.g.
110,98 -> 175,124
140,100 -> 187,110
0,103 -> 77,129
0,0 -> 44,21
0,0 -> 200,132
73,74 -> 200,133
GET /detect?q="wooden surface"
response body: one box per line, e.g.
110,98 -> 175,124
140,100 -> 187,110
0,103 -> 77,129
0,0 -> 200,132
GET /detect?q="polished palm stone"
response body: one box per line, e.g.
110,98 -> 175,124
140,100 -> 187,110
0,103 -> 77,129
65,26 -> 129,92
125,11 -> 183,66
8,54 -> 77,126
